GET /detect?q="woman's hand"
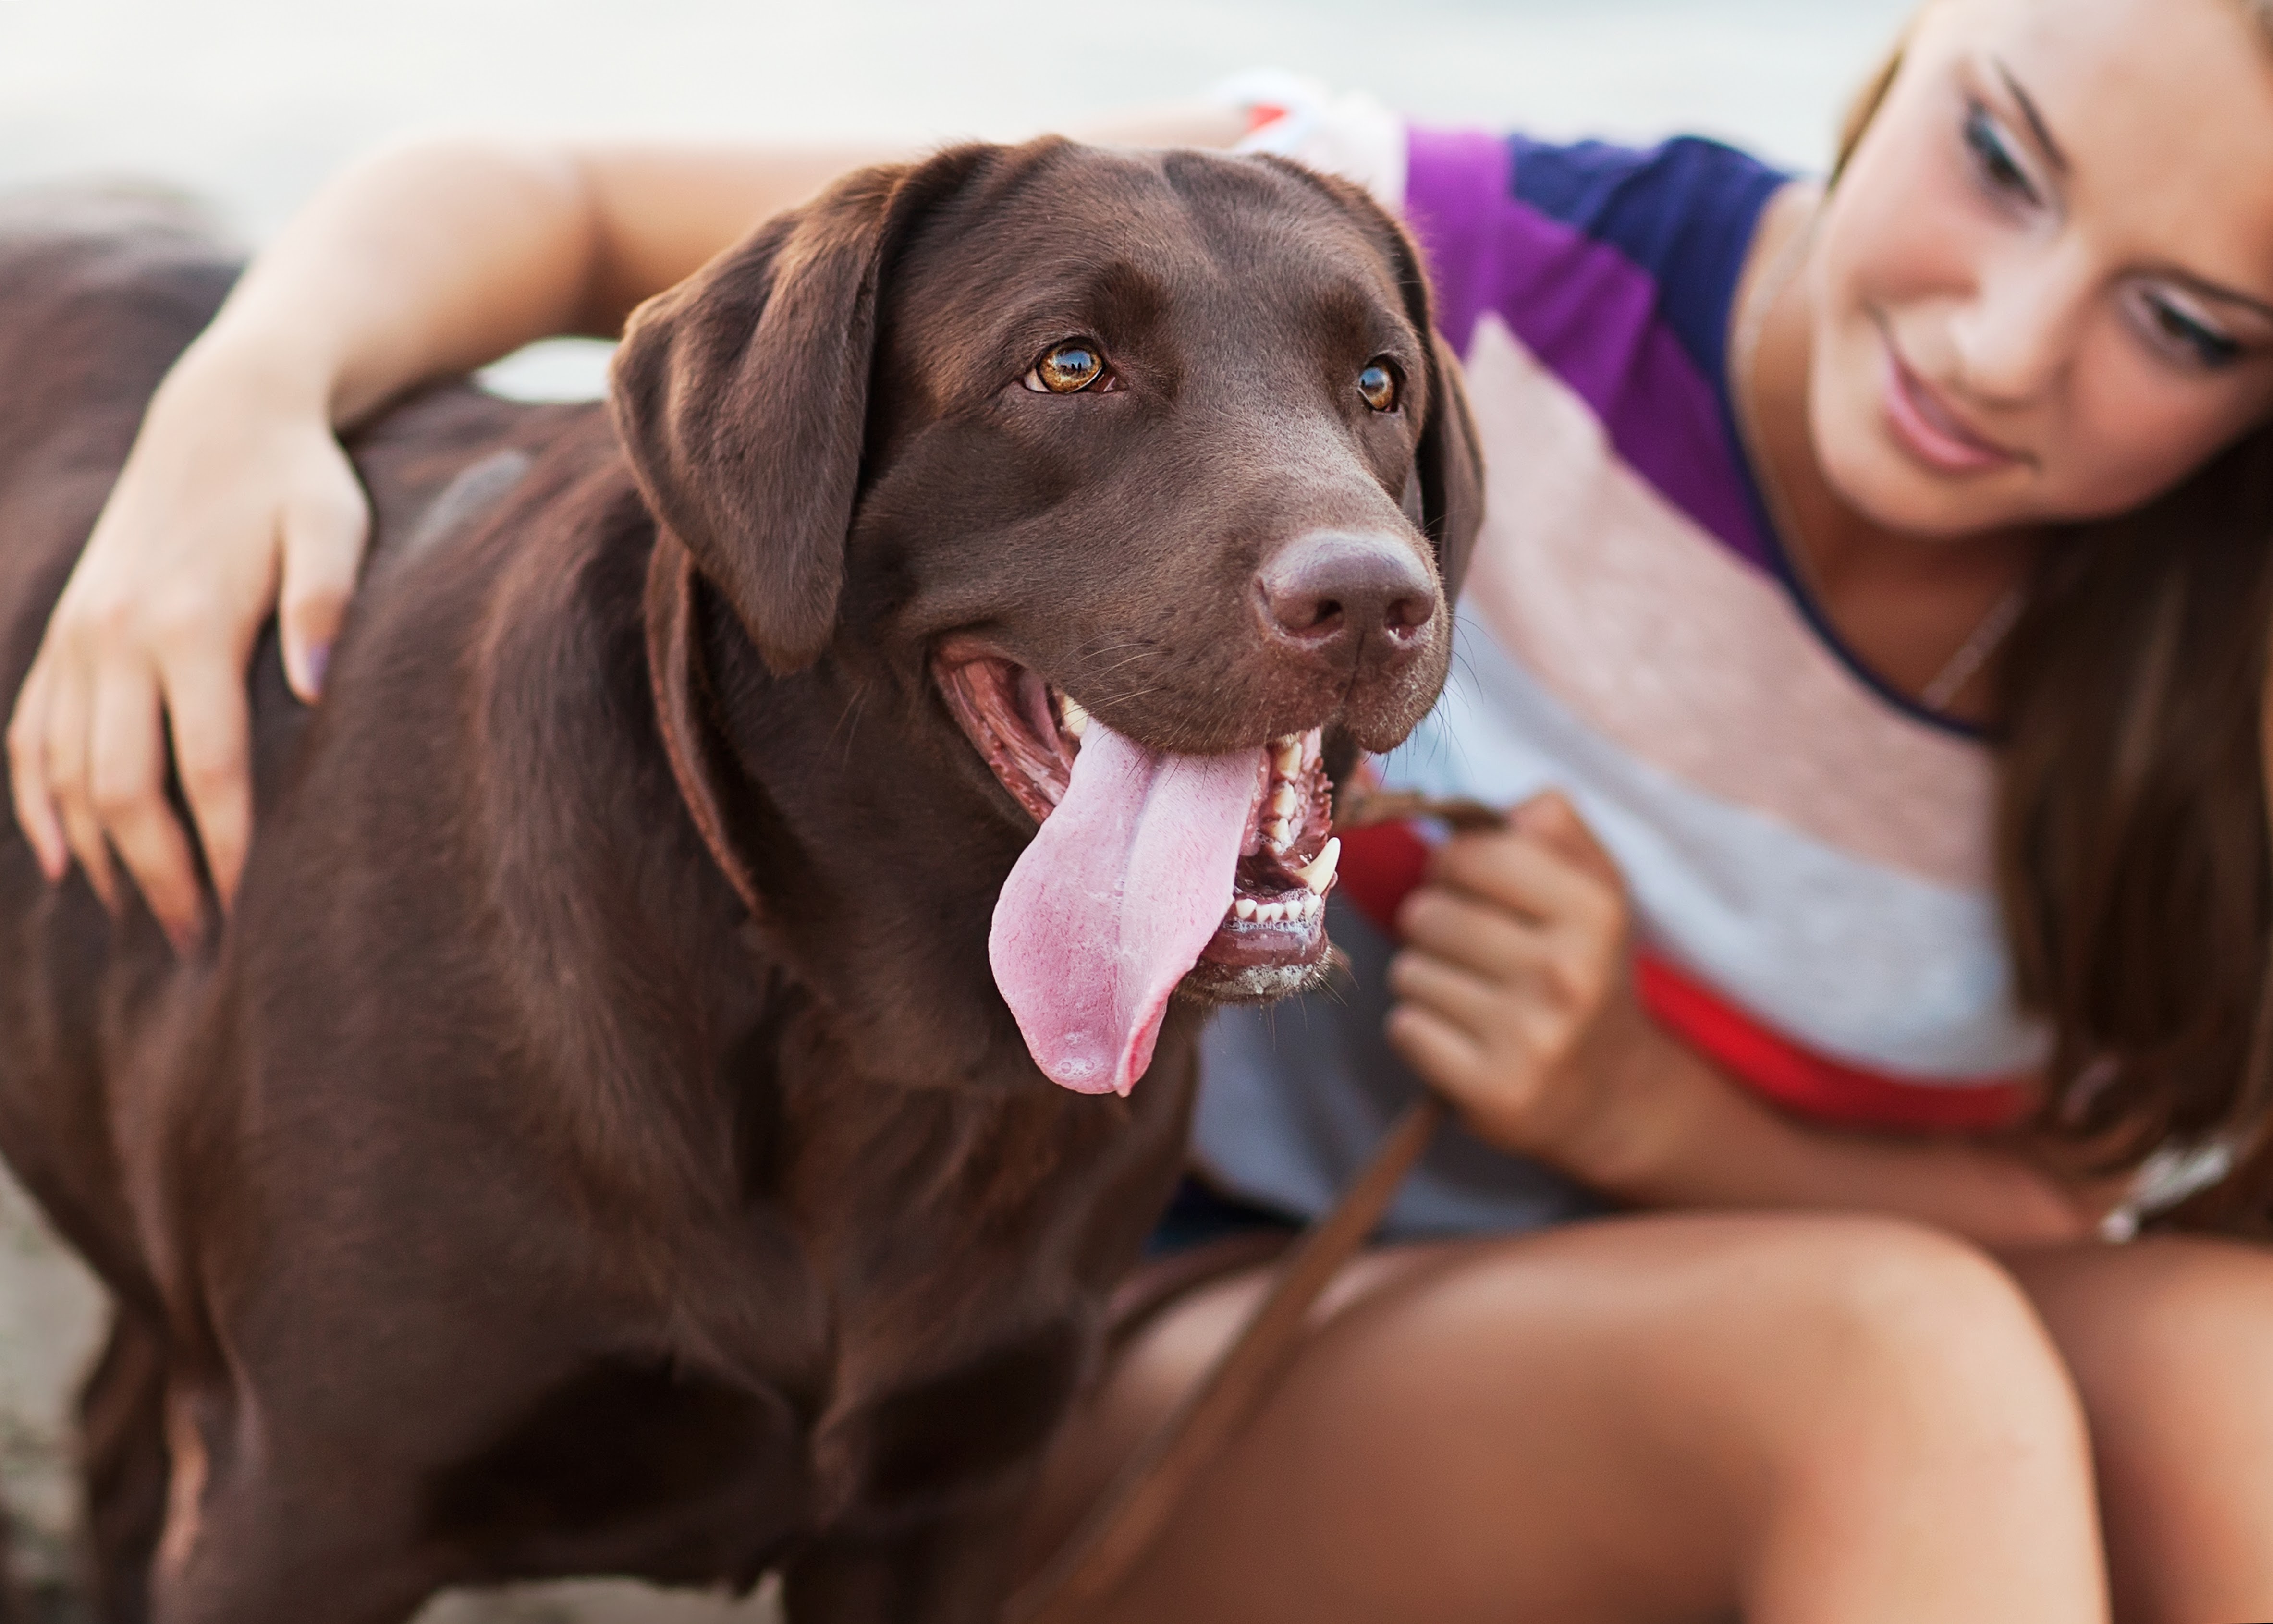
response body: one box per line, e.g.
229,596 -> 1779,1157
5,347 -> 368,949
1384,791 -> 1663,1177
1383,791 -> 2116,1245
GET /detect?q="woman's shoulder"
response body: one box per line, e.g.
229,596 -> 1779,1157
1403,127 -> 1789,368
1227,82 -> 1789,402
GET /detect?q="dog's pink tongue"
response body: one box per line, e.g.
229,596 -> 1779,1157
990,722 -> 1264,1096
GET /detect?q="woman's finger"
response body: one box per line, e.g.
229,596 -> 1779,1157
159,648 -> 255,911
41,654 -> 119,912
1428,828 -> 1608,925
1387,947 -> 1510,1041
1384,1001 -> 1492,1102
87,659 -> 205,949
1397,882 -> 1555,982
5,657 -> 69,882
277,471 -> 369,701
1507,790 -> 1623,888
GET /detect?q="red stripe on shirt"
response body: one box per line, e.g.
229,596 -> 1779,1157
1337,817 -> 2032,1134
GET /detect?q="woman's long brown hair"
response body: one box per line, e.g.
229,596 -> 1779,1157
1836,8 -> 2273,1229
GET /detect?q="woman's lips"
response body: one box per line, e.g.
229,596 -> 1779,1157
1879,345 -> 2025,476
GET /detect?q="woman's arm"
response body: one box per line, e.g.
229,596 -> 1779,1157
231,137 -> 919,425
1562,1019 -> 2102,1249
1386,794 -> 2112,1251
5,110 -> 1246,945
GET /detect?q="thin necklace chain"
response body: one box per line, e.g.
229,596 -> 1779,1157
1729,193 -> 2027,717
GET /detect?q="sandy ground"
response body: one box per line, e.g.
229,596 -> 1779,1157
0,0 -> 1910,1615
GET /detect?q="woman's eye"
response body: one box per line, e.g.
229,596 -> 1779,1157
1357,360 -> 1401,413
1025,341 -> 1108,394
2142,291 -> 2244,370
1962,102 -> 2037,206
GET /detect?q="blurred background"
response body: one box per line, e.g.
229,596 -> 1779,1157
0,0 -> 1909,1618
4,0 -> 1912,242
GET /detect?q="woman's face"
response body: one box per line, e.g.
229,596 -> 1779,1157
1810,0 -> 2273,537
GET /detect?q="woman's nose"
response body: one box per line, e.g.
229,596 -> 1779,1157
1945,241 -> 2095,405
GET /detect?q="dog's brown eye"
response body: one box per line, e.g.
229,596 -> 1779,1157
1026,342 -> 1107,394
1358,360 -> 1401,413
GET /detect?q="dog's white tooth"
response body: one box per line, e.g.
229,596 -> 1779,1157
1234,898 -> 1259,922
1060,695 -> 1090,739
1302,891 -> 1323,919
1269,784 -> 1299,819
1295,837 -> 1342,895
1264,818 -> 1292,851
1259,902 -> 1285,923
1273,737 -> 1302,779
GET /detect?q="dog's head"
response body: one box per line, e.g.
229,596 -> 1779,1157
613,139 -> 1480,1097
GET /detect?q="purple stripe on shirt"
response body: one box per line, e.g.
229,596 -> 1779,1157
1402,127 -> 1774,574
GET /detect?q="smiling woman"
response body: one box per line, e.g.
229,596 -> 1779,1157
1787,0 -> 2273,1188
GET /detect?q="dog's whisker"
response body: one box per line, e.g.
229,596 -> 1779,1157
833,685 -> 872,769
1077,650 -> 1164,687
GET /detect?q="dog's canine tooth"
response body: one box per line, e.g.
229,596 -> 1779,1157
1059,695 -> 1090,740
1295,837 -> 1341,895
1233,898 -> 1259,922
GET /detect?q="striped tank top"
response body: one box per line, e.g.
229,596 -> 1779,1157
1193,103 -> 2051,1237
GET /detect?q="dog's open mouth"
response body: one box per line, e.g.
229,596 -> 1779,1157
936,647 -> 1339,1097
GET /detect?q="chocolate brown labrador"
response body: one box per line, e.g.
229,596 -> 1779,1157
0,143 -> 1480,1624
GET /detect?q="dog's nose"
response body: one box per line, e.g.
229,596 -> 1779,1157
1256,531 -> 1438,652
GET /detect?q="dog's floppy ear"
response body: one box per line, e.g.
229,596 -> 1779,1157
1380,215 -> 1485,605
1413,330 -> 1485,603
611,147 -> 989,675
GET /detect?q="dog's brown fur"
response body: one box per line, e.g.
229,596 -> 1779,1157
0,145 -> 1480,1623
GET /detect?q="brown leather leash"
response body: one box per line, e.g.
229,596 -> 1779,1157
1005,791 -> 1505,1624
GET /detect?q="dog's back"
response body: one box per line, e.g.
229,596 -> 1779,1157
0,195 -> 251,1299
0,198 -> 560,1298
0,195 -> 925,1621
0,201 -> 756,1616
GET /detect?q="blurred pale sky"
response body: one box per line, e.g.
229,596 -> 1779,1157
2,0 -> 1914,240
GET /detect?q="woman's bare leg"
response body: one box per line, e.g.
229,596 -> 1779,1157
1024,1211 -> 2107,1624
2007,1235 -> 2273,1624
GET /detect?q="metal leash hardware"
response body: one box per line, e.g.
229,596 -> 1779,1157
1005,792 -> 1499,1624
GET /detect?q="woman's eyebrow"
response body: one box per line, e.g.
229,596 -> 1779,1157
1980,58 -> 2273,326
1995,61 -> 2070,174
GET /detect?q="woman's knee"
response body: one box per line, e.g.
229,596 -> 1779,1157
2018,1234 -> 2273,1486
2027,1233 -> 2273,1403
2015,1236 -> 2273,1619
1338,1215 -> 2087,1472
1750,1216 -> 2081,1424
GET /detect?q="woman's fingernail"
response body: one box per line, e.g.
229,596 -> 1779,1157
303,642 -> 331,697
